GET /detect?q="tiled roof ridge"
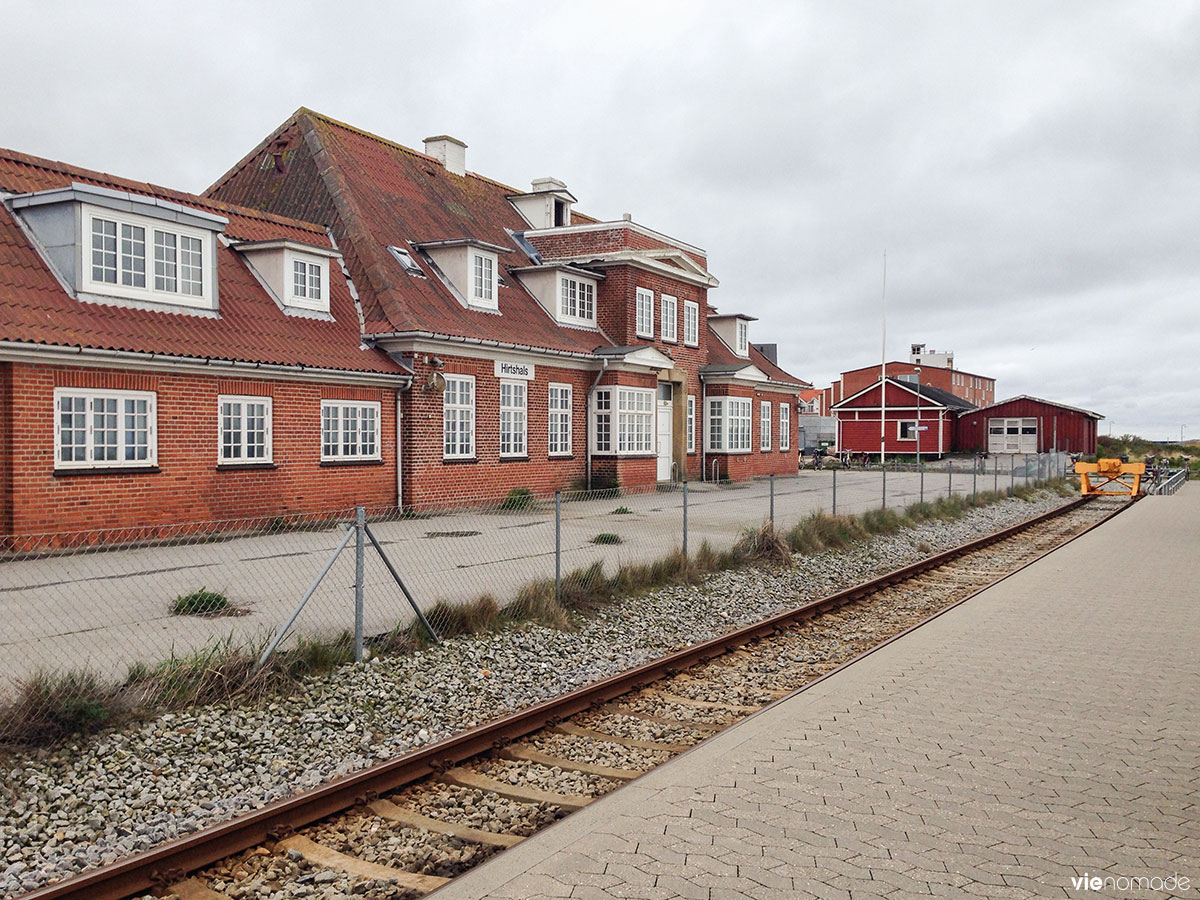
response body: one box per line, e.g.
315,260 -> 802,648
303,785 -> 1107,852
0,146 -> 329,237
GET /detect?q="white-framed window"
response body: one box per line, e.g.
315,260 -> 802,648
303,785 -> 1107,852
635,287 -> 654,338
321,400 -> 380,461
471,251 -> 497,309
898,420 -> 918,441
779,403 -> 790,450
683,300 -> 699,347
443,375 -> 475,459
617,388 -> 654,453
292,260 -> 322,302
559,276 -> 596,325
54,388 -> 157,469
707,397 -> 752,452
660,294 -> 677,342
84,204 -> 213,309
594,389 -> 612,453
500,380 -> 527,457
760,401 -> 771,451
218,395 -> 273,464
686,394 -> 696,453
593,387 -> 653,454
548,383 -> 572,456
735,319 -> 749,357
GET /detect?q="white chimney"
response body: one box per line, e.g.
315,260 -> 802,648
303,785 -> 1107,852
423,135 -> 467,176
531,177 -> 567,193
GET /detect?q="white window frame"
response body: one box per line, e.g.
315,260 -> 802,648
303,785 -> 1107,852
500,380 -> 528,458
779,403 -> 791,450
558,276 -> 596,326
706,397 -> 752,453
54,387 -> 158,470
897,420 -> 918,441
470,251 -> 498,309
548,382 -> 573,456
686,394 -> 696,453
442,375 -> 476,460
635,287 -> 654,338
616,388 -> 654,454
735,319 -> 749,357
683,300 -> 700,347
593,389 -> 613,454
760,401 -> 771,451
286,252 -> 328,312
218,395 -> 273,464
82,204 -> 215,309
320,400 -> 381,462
660,294 -> 678,342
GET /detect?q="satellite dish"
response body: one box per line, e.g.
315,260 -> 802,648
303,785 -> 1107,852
427,371 -> 446,394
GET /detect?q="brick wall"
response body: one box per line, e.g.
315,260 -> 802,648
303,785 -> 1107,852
699,385 -> 799,481
4,362 -> 400,535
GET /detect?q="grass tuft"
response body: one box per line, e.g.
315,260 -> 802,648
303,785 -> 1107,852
170,588 -> 234,617
591,532 -> 622,545
498,488 -> 535,511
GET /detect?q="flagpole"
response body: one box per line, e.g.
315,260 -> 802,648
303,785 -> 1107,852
880,251 -> 887,465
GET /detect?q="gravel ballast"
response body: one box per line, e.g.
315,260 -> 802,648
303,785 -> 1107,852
0,491 -> 1074,897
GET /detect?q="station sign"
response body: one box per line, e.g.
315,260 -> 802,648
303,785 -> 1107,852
494,359 -> 535,380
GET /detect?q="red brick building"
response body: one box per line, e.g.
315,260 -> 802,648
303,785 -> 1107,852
0,150 -> 411,537
824,360 -> 996,413
207,109 -> 807,507
0,110 -> 807,534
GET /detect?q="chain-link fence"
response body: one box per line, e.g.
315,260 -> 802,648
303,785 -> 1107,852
0,451 -> 1073,743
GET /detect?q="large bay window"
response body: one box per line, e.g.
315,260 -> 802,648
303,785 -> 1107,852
321,400 -> 380,461
443,375 -> 475,459
55,388 -> 157,469
707,397 -> 752,453
593,387 -> 653,454
635,287 -> 654,338
500,380 -> 527,457
219,395 -> 273,464
548,383 -> 572,456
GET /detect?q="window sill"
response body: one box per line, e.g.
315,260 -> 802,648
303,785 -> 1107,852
54,465 -> 161,477
216,462 -> 277,471
635,332 -> 654,340
442,457 -> 478,464
684,341 -> 700,349
500,455 -> 531,463
548,453 -> 574,459
661,337 -> 678,345
320,459 -> 384,467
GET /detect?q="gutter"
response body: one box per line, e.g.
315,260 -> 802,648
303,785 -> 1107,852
367,330 -> 597,361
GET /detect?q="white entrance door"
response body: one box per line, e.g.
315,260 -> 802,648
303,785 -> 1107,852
657,404 -> 674,481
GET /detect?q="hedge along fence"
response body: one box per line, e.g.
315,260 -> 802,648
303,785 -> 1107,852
0,479 -> 1075,747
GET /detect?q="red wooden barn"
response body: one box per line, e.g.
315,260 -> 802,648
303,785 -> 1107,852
832,377 -> 974,459
955,396 -> 1102,456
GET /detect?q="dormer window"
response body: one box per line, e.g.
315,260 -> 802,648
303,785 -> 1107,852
736,320 -> 748,357
84,207 -> 214,308
231,239 -> 339,317
508,178 -> 576,229
708,313 -> 757,360
559,275 -> 596,325
472,251 -> 496,307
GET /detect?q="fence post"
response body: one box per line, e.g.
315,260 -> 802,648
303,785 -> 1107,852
919,461 -> 924,503
682,480 -> 689,559
1010,457 -> 1015,491
948,459 -> 953,498
555,491 -> 562,605
832,467 -> 837,516
354,506 -> 365,663
1024,455 -> 1030,486
769,473 -> 775,530
972,465 -> 977,499
882,466 -> 887,509
994,455 -> 999,492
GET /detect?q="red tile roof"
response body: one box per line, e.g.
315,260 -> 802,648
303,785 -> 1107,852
207,110 -> 607,357
703,324 -> 809,388
0,148 -> 406,377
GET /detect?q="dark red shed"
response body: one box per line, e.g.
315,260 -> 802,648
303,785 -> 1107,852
955,396 -> 1102,456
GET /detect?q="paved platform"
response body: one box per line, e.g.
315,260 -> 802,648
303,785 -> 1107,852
432,486 -> 1200,900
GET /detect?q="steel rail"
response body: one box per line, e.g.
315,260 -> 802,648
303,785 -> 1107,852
19,494 -> 1127,900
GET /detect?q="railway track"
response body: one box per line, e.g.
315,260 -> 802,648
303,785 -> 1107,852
20,495 -> 1131,900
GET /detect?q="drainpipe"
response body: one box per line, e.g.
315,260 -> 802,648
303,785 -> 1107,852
395,389 -> 404,509
585,357 -> 609,491
700,374 -> 708,482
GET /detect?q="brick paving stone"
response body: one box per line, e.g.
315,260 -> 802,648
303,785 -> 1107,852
432,491 -> 1200,900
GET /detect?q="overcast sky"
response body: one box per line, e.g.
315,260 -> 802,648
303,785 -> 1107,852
4,1 -> 1197,439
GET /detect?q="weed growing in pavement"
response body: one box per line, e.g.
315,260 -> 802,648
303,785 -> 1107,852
591,532 -> 622,545
611,506 -> 632,515
170,588 -> 235,617
498,488 -> 535,511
